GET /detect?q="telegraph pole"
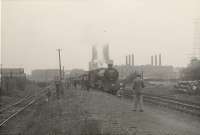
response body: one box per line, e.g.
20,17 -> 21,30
56,49 -> 64,99
57,49 -> 62,81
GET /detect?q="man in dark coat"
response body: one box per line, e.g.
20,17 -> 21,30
132,74 -> 145,112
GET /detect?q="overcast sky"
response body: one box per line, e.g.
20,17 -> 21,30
1,0 -> 200,73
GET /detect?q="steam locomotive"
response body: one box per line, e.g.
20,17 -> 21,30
87,66 -> 120,94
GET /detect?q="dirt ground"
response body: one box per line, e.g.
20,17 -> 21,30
1,88 -> 200,135
85,90 -> 200,135
0,89 -> 101,135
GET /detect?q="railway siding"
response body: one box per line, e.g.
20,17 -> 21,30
122,88 -> 200,117
0,86 -> 50,129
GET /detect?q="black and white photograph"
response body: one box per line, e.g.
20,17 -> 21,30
0,0 -> 200,134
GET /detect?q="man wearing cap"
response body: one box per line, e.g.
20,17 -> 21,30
132,74 -> 145,112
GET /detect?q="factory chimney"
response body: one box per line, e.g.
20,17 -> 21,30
129,54 -> 131,65
155,55 -> 157,66
126,56 -> 128,65
151,56 -> 154,65
92,46 -> 98,61
159,54 -> 162,66
132,54 -> 134,66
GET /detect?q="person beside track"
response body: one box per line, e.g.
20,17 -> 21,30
132,74 -> 145,112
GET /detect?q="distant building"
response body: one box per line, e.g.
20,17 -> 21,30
31,69 -> 59,82
31,69 -> 86,82
1,68 -> 26,91
115,65 -> 180,80
1,68 -> 25,77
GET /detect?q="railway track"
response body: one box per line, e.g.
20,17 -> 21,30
143,94 -> 200,116
122,89 -> 200,116
0,88 -> 49,129
0,95 -> 35,128
0,95 -> 30,113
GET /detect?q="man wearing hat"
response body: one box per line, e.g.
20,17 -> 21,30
132,73 -> 145,112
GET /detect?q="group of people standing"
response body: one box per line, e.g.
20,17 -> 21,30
64,77 -> 90,91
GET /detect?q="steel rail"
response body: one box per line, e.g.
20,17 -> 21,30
122,89 -> 200,116
143,94 -> 200,110
143,93 -> 200,107
143,96 -> 200,116
0,95 -> 32,113
0,99 -> 35,127
0,88 -> 50,128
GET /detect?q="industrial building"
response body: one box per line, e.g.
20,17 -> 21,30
31,69 -> 85,82
31,69 -> 60,82
116,54 -> 181,80
1,68 -> 26,91
115,64 -> 179,80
